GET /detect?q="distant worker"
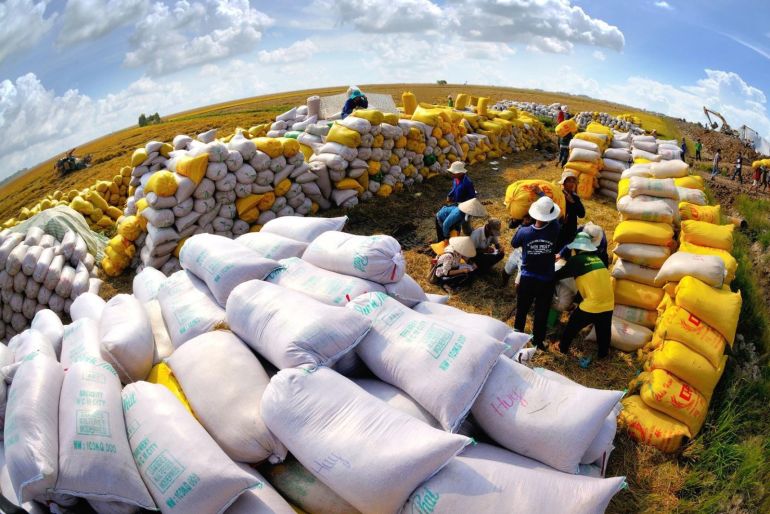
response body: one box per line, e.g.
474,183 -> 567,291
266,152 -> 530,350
695,139 -> 702,161
750,162 -> 762,193
432,236 -> 478,293
554,171 -> 585,251
558,131 -> 574,167
446,161 -> 476,204
447,95 -> 454,108
556,106 -> 566,125
680,138 -> 687,161
762,165 -> 769,193
650,129 -> 658,138
551,232 -> 614,361
731,153 -> 743,183
435,198 -> 487,242
512,196 -> 561,351
341,87 -> 368,119
470,218 -> 504,272
710,148 -> 722,180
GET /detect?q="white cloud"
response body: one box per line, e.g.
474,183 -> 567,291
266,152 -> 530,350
258,39 -> 318,64
319,0 -> 446,33
124,0 -> 274,75
0,0 -> 57,64
593,50 -> 606,61
654,1 -> 673,10
58,0 -> 148,46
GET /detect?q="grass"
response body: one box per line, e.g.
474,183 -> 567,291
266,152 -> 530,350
628,111 -> 682,140
736,195 -> 770,248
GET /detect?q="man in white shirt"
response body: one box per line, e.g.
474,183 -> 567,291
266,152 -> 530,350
470,218 -> 504,272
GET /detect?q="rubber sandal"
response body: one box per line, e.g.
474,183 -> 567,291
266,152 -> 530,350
579,356 -> 592,369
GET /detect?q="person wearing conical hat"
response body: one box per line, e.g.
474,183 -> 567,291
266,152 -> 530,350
432,236 -> 478,292
551,232 -> 614,360
435,197 -> 487,243
511,196 -> 561,350
446,161 -> 476,204
470,218 -> 504,273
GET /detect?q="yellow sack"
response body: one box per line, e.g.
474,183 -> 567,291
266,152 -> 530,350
147,363 -> 193,415
503,180 -> 566,220
235,194 -> 261,217
104,246 -> 130,269
131,148 -> 148,167
575,132 -> 607,148
674,175 -> 705,190
100,257 -> 122,278
382,113 -> 400,125
638,369 -> 708,436
477,97 -> 490,117
85,190 -> 109,212
564,161 -> 600,176
117,215 -> 142,241
145,170 -> 178,197
646,340 -> 727,398
402,91 -> 417,115
613,220 -> 674,247
96,216 -> 114,229
352,109 -> 384,125
681,220 -> 733,251
411,106 -> 443,127
299,143 -> 313,161
454,93 -> 470,110
176,154 -> 209,184
655,305 -> 726,366
335,178 -> 364,194
576,173 -> 595,199
376,184 -> 393,198
675,276 -> 741,344
159,142 -> 174,158
356,170 -> 369,190
279,137 -> 300,158
108,235 -> 136,259
257,192 -> 276,211
274,179 -> 292,197
240,207 -> 259,224
254,137 -> 283,158
327,123 -> 362,148
70,197 -> 94,216
173,238 -> 188,258
586,122 -> 613,139
616,178 -> 630,200
619,395 -> 690,453
555,118 -> 578,137
678,241 -> 737,284
679,203 -> 720,224
614,278 -> 664,311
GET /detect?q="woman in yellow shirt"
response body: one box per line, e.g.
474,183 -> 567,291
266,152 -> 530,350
552,232 -> 614,359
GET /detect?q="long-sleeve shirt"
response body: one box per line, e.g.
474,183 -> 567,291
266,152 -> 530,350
341,95 -> 368,119
559,192 -> 585,248
447,175 -> 476,203
555,252 -> 614,313
435,250 -> 462,277
436,205 -> 468,239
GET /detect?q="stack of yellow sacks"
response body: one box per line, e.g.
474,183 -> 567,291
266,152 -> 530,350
564,122 -> 613,199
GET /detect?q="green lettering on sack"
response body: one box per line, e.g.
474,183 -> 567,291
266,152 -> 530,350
424,323 -> 452,359
148,450 -> 186,493
76,409 -> 111,437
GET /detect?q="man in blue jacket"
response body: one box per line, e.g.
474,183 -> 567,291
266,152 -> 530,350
446,161 -> 476,204
341,88 -> 368,119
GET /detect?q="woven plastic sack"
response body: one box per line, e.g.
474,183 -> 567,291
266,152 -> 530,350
226,463 -> 296,514
179,234 -> 280,307
611,259 -> 658,287
675,276 -> 741,344
680,220 -> 733,251
157,270 -> 226,348
678,241 -> 737,284
4,355 -> 63,503
133,267 -> 167,303
70,292 -> 106,322
266,257 -> 385,306
617,195 -> 677,224
236,232 -> 308,260
619,396 -> 690,453
614,279 -> 663,311
261,367 -> 470,514
302,231 -> 405,284
636,369 -> 707,436
99,294 -> 154,383
628,177 -> 677,199
613,220 -> 673,247
403,443 -> 625,514
166,330 -> 287,464
383,273 -> 429,307
60,318 -> 101,371
654,305 -> 726,367
471,357 -> 623,473
7,206 -> 107,260
654,252 -> 725,288
645,340 -> 727,398
55,361 -> 155,510
613,243 -> 670,269
348,292 -> 505,431
227,280 -> 371,369
679,202 -> 720,224
649,160 -> 689,178
260,215 -> 348,243
504,180 -> 566,220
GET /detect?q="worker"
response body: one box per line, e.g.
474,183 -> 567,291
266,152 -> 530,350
556,106 -> 566,125
710,148 -> 722,180
695,139 -> 702,161
431,236 -> 478,293
558,131 -> 573,167
435,198 -> 487,242
762,165 -> 769,193
680,138 -> 687,161
550,232 -> 614,360
554,171 -> 585,252
750,163 -> 762,193
341,88 -> 368,119
501,213 -> 532,288
731,154 -> 743,183
447,95 -> 454,108
512,196 -> 561,351
470,218 -> 503,272
446,161 -> 476,204
557,221 -> 608,266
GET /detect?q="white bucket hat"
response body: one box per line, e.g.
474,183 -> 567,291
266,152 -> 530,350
582,221 -> 603,247
558,171 -> 578,184
458,198 -> 487,217
528,196 -> 561,222
567,232 -> 597,252
448,236 -> 476,258
448,161 -> 467,175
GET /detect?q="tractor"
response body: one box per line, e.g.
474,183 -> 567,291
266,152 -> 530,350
55,149 -> 92,176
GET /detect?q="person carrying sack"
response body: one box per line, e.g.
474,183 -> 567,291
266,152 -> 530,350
435,198 -> 487,243
512,196 -> 561,350
431,236 -> 478,293
551,232 -> 614,360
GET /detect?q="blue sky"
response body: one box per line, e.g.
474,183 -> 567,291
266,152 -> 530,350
1,0 -> 769,180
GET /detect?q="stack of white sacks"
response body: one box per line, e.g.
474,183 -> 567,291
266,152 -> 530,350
493,100 -> 642,133
267,105 -> 319,138
597,132 -> 632,199
0,227 -> 101,342
0,216 -> 627,514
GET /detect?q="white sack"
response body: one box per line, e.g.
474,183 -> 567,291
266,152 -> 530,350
99,294 -> 154,383
383,274 -> 428,307
261,367 -> 470,514
122,382 -> 259,514
650,160 -> 689,179
69,293 -> 106,322
587,316 -> 652,352
628,177 -> 678,200
157,270 -> 226,348
167,330 -> 287,464
654,252 -> 726,288
303,231 -> 405,284
61,318 -> 102,370
611,259 -> 659,287
260,215 -> 348,243
225,464 -> 295,514
226,280 -> 371,369
145,300 -> 173,364
617,194 -> 677,224
30,310 -> 63,357
235,232 -> 308,260
133,267 -> 167,303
